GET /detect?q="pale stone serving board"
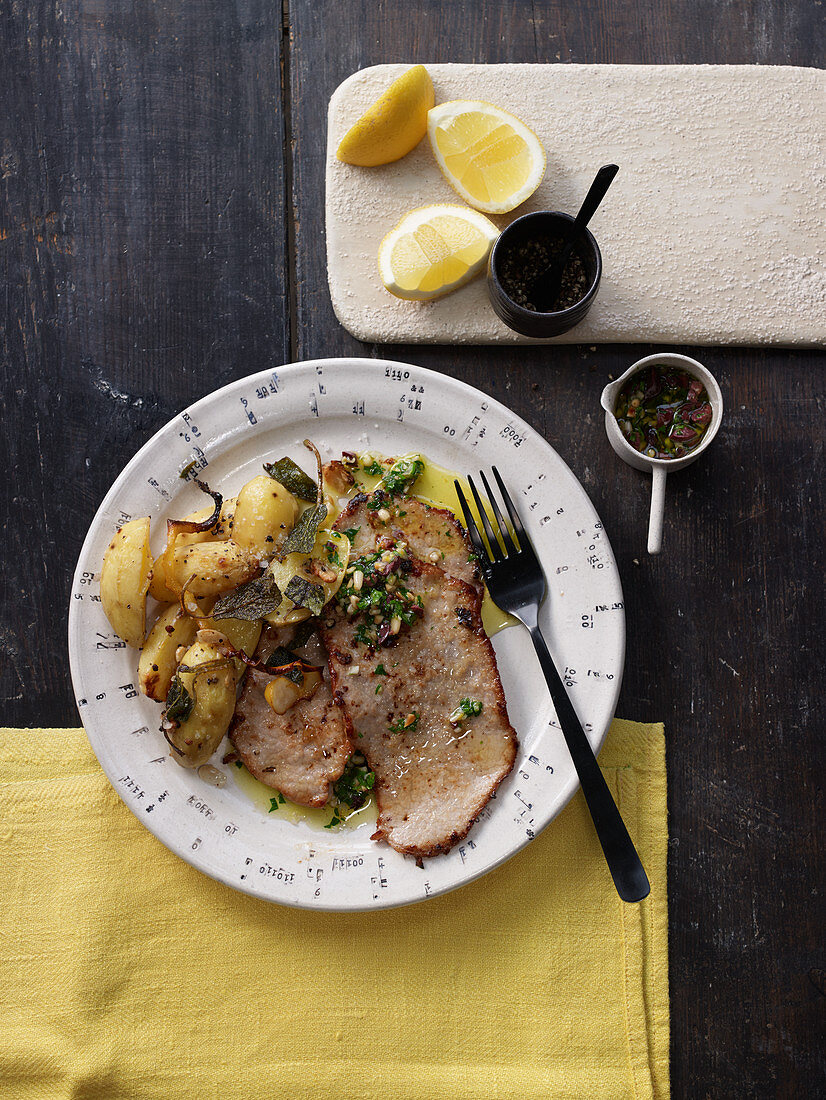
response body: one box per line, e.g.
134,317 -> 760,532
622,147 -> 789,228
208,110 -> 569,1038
326,64 -> 825,346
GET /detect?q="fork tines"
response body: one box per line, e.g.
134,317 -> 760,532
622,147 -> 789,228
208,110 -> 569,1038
454,466 -> 531,568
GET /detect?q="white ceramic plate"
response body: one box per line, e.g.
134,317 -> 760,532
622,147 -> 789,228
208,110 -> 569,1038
69,358 -> 625,911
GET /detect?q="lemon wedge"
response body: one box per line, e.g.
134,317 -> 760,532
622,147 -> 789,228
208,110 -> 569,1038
336,65 -> 435,166
378,204 -> 499,301
427,100 -> 546,214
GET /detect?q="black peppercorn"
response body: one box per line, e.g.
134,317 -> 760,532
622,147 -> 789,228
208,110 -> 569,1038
497,235 -> 589,312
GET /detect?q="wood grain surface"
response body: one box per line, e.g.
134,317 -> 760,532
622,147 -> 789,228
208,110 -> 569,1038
2,1 -> 824,1095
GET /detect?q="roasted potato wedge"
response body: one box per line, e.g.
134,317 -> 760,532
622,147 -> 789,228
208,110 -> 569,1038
148,497 -> 237,603
148,563 -> 177,605
165,639 -> 236,768
203,615 -> 263,679
100,517 -> 152,648
160,540 -> 258,600
173,496 -> 237,547
138,604 -> 198,701
264,530 -> 350,625
232,475 -> 300,559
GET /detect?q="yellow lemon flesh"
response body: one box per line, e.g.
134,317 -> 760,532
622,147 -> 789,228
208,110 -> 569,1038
337,65 -> 435,166
378,204 -> 499,301
427,100 -> 546,214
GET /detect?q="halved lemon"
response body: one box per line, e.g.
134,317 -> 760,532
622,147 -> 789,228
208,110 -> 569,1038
427,100 -> 546,214
378,204 -> 499,301
336,65 -> 435,166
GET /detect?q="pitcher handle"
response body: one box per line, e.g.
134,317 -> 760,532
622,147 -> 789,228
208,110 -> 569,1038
647,466 -> 667,555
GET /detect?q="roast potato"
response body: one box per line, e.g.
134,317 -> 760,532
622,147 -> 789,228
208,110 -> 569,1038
100,517 -> 152,648
173,495 -> 237,545
165,639 -> 236,768
231,475 -> 300,559
148,497 -> 237,603
204,615 -> 263,679
159,540 -> 258,601
138,604 -> 198,701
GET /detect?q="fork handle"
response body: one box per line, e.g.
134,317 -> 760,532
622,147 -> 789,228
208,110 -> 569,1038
527,623 -> 650,903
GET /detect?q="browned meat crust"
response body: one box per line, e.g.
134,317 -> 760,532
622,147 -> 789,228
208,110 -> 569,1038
320,560 -> 517,858
229,624 -> 352,806
335,492 -> 482,592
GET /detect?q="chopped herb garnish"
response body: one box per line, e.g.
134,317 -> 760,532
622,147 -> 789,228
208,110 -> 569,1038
362,458 -> 383,477
337,543 -> 424,649
343,527 -> 361,541
449,698 -> 484,725
213,572 -> 281,621
325,542 -> 343,567
263,456 -> 319,501
284,573 -> 326,615
374,663 -> 387,675
381,454 -> 424,496
389,712 -> 419,733
333,755 -> 376,809
268,793 -> 286,812
164,676 -> 194,725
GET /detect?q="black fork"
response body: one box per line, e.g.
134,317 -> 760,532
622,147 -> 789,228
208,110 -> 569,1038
455,467 -> 650,904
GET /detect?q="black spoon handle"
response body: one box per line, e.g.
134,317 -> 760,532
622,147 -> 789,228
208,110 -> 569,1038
527,163 -> 620,310
571,163 -> 619,234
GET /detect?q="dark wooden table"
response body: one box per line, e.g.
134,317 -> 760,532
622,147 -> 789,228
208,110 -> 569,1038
2,2 -> 823,1094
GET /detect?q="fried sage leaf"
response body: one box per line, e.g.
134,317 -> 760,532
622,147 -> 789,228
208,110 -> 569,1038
290,617 -> 317,650
212,572 -> 281,621
164,676 -> 194,726
278,440 -> 327,557
167,476 -> 223,537
284,574 -> 326,616
264,646 -> 321,686
264,645 -> 299,669
263,457 -> 318,502
279,501 -> 327,557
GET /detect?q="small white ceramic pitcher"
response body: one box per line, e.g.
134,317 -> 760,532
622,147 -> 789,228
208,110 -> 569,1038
600,353 -> 724,555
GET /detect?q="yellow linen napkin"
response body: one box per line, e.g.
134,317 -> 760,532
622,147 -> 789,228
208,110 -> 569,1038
0,720 -> 668,1100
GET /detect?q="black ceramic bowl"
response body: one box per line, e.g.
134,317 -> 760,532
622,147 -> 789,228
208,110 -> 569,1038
487,210 -> 602,338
